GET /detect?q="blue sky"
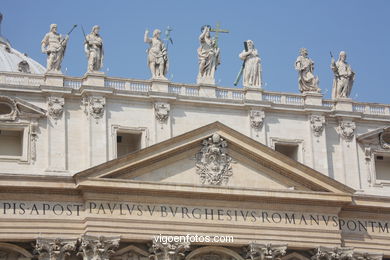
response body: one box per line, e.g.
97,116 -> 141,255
2,0 -> 390,104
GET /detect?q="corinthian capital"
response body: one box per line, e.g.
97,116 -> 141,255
245,243 -> 287,260
149,241 -> 190,260
34,238 -> 77,260
353,252 -> 383,260
311,247 -> 354,260
77,235 -> 120,260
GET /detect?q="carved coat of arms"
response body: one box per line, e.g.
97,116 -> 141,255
195,133 -> 233,185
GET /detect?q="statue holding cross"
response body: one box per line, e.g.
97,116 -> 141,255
197,23 -> 228,85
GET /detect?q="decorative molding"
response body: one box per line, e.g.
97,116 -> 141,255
0,95 -> 18,121
195,133 -> 233,185
379,132 -> 390,149
154,102 -> 170,124
30,119 -> 39,161
310,115 -> 325,137
312,247 -> 383,260
338,120 -> 355,142
150,241 -> 190,260
245,243 -> 287,260
250,109 -> 265,129
47,97 -> 64,121
34,238 -> 77,260
311,246 -> 354,260
83,96 -> 105,120
353,252 -> 383,260
77,235 -> 120,260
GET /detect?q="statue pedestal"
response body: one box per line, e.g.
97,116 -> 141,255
83,71 -> 105,87
44,71 -> 64,87
197,76 -> 215,85
245,87 -> 263,101
334,98 -> 353,112
151,78 -> 169,93
303,92 -> 323,106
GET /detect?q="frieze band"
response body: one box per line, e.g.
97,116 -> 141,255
1,201 -> 388,234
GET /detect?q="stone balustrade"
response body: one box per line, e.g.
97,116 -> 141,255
1,71 -> 389,117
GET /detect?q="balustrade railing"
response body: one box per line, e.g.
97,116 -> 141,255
0,73 -> 44,86
64,79 -> 82,89
1,72 -> 389,117
263,93 -> 282,104
168,84 -> 182,94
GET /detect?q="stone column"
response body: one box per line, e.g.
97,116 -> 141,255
245,243 -> 287,260
154,102 -> 171,143
34,238 -> 77,260
77,235 -> 120,260
46,96 -> 67,171
149,241 -> 190,260
82,95 -> 107,167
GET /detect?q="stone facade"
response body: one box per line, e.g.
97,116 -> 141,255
0,72 -> 390,195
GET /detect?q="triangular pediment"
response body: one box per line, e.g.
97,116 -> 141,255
75,122 -> 354,196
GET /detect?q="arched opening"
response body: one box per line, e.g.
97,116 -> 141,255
186,246 -> 244,260
0,242 -> 33,260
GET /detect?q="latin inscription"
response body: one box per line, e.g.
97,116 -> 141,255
1,201 -> 388,234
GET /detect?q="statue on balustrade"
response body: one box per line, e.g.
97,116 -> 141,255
84,25 -> 104,72
295,48 -> 320,93
197,25 -> 220,84
331,51 -> 355,99
41,24 -> 73,72
238,40 -> 262,88
144,29 -> 169,80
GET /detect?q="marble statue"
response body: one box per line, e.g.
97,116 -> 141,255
197,25 -> 220,84
295,48 -> 320,93
331,51 -> 355,99
85,25 -> 103,72
239,40 -> 262,88
144,29 -> 168,79
41,24 -> 68,72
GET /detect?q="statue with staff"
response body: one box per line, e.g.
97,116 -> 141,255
330,51 -> 355,99
234,40 -> 262,88
41,24 -> 77,72
144,28 -> 169,79
83,25 -> 104,72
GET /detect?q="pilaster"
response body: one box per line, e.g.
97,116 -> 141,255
46,95 -> 67,172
